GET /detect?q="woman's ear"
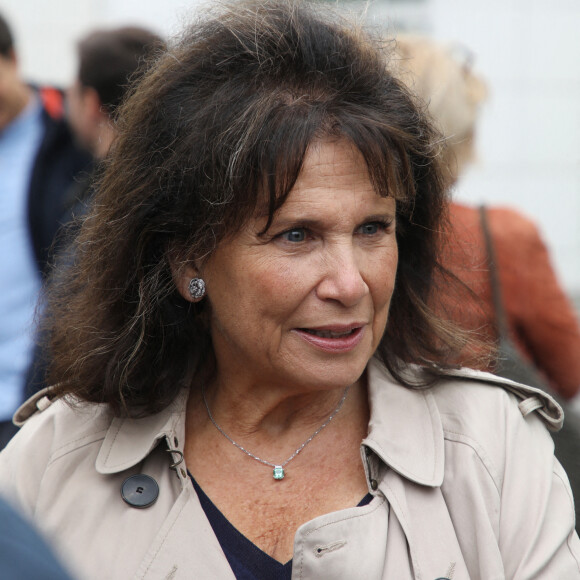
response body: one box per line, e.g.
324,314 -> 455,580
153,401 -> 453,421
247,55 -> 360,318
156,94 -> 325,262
169,255 -> 206,303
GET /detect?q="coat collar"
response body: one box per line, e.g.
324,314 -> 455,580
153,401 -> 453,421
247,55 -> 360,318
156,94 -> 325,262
92,357 -> 562,484
92,361 -> 446,483
362,358 -> 564,488
363,359 -> 445,487
95,389 -> 188,475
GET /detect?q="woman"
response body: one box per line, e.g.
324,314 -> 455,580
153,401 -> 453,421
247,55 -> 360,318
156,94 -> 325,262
0,2 -> 578,579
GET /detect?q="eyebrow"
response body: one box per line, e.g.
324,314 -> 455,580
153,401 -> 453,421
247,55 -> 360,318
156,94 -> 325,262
267,212 -> 396,230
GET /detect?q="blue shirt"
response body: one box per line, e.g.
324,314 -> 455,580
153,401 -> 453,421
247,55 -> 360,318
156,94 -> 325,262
0,98 -> 43,421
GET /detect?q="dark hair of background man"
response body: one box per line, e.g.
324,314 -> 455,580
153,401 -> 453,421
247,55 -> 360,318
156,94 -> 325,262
78,26 -> 163,113
0,13 -> 14,57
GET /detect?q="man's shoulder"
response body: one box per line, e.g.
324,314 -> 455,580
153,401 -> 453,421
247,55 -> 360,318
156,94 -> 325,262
0,495 -> 73,580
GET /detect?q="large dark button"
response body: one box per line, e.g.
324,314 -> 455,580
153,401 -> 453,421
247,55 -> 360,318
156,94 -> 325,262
121,474 -> 159,509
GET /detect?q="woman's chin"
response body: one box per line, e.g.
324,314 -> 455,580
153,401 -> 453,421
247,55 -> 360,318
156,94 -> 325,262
286,360 -> 367,394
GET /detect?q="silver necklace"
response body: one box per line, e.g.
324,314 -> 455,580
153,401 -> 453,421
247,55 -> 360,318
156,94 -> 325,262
202,385 -> 350,480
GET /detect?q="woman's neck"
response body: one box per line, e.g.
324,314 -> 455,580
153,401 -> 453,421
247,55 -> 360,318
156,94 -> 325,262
197,375 -> 365,441
183,373 -> 371,564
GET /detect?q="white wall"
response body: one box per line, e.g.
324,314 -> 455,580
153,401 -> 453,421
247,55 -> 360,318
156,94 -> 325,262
430,0 -> 580,297
369,0 -> 580,296
0,0 -> 204,85
2,0 -> 579,295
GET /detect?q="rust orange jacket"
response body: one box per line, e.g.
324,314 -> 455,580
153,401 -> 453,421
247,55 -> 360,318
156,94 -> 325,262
439,203 -> 580,399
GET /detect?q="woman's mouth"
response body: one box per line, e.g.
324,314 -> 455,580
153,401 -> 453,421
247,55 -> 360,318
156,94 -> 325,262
303,328 -> 358,339
294,325 -> 365,352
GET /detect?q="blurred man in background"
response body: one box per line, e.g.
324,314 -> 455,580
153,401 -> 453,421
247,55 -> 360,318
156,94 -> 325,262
63,25 -> 164,213
20,26 -> 165,422
0,12 -> 91,447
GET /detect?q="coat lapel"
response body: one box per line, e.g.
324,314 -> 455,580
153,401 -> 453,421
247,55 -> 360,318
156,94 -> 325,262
135,485 -> 236,580
365,360 -> 470,578
379,470 -> 470,580
364,359 -> 445,486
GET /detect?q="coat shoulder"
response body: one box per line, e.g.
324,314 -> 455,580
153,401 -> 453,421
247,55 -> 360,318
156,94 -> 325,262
6,389 -> 111,462
0,391 -> 111,514
420,368 -> 561,496
428,367 -> 562,443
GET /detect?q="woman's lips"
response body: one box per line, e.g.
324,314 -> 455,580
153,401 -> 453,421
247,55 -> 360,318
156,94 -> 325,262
294,325 -> 366,352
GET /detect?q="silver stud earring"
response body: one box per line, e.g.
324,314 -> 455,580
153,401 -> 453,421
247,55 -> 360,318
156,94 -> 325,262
188,278 -> 206,301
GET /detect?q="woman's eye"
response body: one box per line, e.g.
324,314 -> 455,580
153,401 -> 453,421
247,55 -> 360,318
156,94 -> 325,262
281,228 -> 306,242
358,221 -> 388,235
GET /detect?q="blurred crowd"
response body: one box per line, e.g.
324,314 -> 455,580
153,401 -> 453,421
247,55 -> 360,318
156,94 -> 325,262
0,14 -> 164,449
0,17 -> 163,574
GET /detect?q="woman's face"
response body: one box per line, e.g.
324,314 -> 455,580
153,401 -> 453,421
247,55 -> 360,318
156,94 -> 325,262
180,139 -> 398,393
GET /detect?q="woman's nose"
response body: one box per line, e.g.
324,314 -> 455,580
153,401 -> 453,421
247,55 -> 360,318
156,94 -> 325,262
315,244 -> 369,307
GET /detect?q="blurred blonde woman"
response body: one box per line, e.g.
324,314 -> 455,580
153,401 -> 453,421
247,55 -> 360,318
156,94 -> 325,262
395,34 -> 487,186
395,34 -> 580,401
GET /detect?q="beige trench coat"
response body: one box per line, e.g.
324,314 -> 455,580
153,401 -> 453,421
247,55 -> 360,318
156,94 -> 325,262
0,359 -> 579,580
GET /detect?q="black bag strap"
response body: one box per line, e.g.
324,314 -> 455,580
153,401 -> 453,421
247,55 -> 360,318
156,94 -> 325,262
479,206 -> 548,392
478,205 -> 510,340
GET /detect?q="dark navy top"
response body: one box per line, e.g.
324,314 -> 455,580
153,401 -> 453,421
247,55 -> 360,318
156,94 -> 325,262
190,473 -> 372,580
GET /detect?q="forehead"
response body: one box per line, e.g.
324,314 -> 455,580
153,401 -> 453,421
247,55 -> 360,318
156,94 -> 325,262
296,139 -> 369,184
275,138 -> 391,212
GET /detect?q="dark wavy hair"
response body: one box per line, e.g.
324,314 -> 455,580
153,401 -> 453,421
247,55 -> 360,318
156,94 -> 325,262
44,0 -> 468,416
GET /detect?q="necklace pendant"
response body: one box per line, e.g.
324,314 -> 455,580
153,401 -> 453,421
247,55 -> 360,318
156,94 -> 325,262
273,465 -> 285,480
